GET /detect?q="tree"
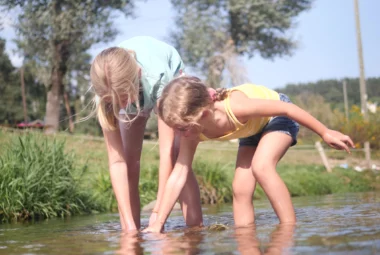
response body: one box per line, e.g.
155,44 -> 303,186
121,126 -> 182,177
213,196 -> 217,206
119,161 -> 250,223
0,38 -> 45,126
277,77 -> 380,108
0,38 -> 18,125
170,0 -> 312,88
0,0 -> 138,133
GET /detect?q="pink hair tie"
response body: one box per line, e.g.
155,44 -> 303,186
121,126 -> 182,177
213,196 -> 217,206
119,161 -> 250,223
207,88 -> 217,101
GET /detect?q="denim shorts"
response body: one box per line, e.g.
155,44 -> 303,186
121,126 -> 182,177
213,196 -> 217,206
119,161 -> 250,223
239,93 -> 300,147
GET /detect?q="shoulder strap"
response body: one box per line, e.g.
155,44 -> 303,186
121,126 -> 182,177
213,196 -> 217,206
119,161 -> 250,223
224,90 -> 244,129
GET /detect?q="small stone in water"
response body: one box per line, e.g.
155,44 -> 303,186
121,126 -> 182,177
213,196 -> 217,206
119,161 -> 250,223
208,223 -> 228,231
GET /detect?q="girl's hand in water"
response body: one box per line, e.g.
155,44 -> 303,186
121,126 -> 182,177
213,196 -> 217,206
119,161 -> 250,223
322,129 -> 355,153
148,212 -> 166,232
149,212 -> 157,225
142,222 -> 164,233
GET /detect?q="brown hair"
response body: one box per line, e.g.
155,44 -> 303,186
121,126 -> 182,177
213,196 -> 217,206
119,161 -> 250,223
157,76 -> 228,130
89,47 -> 140,130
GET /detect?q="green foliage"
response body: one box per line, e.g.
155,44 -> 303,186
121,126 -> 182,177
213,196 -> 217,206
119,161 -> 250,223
0,38 -> 19,125
91,170 -> 117,212
0,0 -> 138,132
170,0 -> 312,87
90,164 -> 160,213
139,165 -> 160,207
279,165 -> 378,196
1,132 -> 378,222
88,160 -> 379,211
0,133 -> 100,222
277,77 -> 380,145
193,160 -> 233,204
337,105 -> 380,149
73,117 -> 103,136
0,38 -> 47,126
90,159 -> 233,211
289,92 -> 338,140
277,77 -> 380,107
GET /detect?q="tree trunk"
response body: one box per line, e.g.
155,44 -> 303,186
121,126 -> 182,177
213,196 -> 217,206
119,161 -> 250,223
63,90 -> 74,133
207,55 -> 225,88
44,41 -> 69,134
20,66 -> 28,123
44,79 -> 61,134
206,39 -> 235,88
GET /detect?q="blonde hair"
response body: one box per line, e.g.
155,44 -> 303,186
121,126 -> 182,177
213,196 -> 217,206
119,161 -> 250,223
157,76 -> 228,130
90,47 -> 140,130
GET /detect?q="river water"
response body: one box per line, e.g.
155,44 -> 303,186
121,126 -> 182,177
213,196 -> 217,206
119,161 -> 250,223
1,192 -> 379,254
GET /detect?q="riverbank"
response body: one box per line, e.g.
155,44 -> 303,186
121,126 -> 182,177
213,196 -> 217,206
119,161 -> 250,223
1,130 -> 379,222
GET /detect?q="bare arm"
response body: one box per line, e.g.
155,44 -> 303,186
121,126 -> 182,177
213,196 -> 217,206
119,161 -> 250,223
143,136 -> 199,232
230,91 -> 354,152
102,127 -> 137,230
153,116 -> 177,213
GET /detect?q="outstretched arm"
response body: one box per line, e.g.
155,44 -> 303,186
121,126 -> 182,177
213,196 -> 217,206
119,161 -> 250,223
230,91 -> 355,153
143,136 -> 199,233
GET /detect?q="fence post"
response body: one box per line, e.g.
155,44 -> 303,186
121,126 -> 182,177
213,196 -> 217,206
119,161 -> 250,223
315,141 -> 332,173
364,141 -> 371,169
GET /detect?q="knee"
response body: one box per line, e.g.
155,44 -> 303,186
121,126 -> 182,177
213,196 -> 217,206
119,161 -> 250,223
251,161 -> 274,182
232,177 -> 254,201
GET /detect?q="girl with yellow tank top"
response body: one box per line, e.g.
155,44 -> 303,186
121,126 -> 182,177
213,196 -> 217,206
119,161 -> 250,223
143,76 -> 354,233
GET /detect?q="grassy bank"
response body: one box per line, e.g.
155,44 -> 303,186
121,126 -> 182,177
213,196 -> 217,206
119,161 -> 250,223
0,134 -> 101,222
0,129 -> 379,222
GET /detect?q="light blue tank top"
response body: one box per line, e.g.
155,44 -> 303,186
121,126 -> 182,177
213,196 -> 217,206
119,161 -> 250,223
118,36 -> 185,114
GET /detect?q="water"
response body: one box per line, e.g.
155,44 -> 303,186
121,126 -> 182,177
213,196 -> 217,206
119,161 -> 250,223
1,192 -> 379,255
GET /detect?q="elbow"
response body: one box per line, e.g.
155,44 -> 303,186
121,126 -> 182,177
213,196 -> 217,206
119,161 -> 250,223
284,104 -> 297,118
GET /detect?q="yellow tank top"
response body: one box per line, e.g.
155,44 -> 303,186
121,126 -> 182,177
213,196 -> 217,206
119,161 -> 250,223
200,83 -> 280,141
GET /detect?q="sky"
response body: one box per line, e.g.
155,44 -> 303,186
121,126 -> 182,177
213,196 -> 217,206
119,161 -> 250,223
1,0 -> 379,89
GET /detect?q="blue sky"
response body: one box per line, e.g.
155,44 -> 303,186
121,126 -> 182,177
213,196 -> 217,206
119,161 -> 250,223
1,0 -> 379,89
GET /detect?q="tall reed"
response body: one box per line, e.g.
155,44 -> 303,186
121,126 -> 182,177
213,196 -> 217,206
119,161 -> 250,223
0,134 -> 99,222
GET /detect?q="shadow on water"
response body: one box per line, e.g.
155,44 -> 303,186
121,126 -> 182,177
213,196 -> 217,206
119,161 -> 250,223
0,192 -> 379,254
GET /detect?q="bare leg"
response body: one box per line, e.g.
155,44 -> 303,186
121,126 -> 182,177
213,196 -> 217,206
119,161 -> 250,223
233,146 -> 257,226
251,132 -> 296,223
119,115 -> 149,229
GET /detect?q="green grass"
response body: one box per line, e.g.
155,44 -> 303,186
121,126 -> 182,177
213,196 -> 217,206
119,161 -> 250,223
280,165 -> 379,197
0,133 -> 101,222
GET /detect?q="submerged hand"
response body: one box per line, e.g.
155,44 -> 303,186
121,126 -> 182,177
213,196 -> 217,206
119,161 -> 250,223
149,212 -> 158,226
148,212 -> 166,232
322,129 -> 355,153
142,222 -> 164,233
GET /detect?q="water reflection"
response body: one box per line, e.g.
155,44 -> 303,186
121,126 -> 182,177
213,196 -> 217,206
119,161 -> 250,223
117,227 -> 205,255
234,223 -> 295,255
116,223 -> 295,255
0,192 -> 379,254
117,231 -> 145,255
152,229 -> 204,255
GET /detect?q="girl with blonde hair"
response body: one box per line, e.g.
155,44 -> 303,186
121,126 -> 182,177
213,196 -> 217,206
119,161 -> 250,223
90,37 -> 202,231
143,76 -> 354,233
